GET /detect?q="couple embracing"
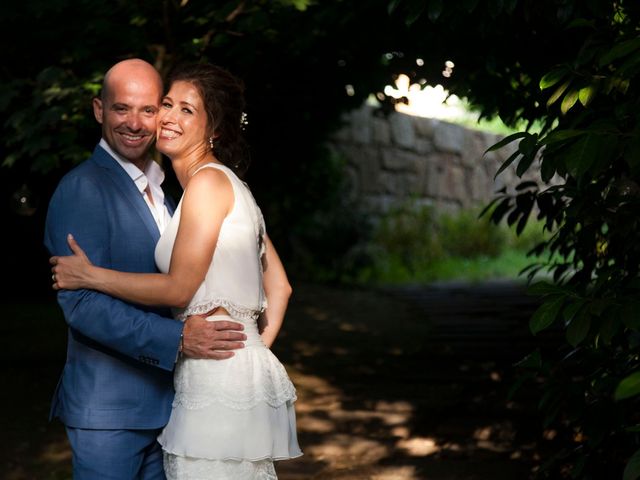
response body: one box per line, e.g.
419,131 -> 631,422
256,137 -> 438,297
45,58 -> 302,479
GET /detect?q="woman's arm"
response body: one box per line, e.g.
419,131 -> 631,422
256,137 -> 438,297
51,168 -> 233,308
258,234 -> 293,348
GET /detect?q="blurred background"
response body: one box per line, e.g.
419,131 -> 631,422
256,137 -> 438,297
2,1 -> 639,479
1,0 -> 574,298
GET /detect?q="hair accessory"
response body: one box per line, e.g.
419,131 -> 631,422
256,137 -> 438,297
240,112 -> 248,130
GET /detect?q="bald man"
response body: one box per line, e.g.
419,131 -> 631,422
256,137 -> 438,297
44,59 -> 245,479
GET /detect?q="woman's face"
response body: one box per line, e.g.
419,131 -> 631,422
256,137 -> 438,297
156,80 -> 210,158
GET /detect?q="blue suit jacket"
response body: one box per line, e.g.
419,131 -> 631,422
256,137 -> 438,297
44,144 -> 183,430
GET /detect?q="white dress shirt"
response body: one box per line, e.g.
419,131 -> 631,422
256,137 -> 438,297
100,139 -> 172,233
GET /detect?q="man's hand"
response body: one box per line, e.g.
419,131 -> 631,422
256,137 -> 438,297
182,315 -> 246,359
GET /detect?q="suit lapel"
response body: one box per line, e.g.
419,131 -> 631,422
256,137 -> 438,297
164,192 -> 177,216
92,146 -> 161,243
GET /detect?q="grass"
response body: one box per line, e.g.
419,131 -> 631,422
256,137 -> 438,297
346,202 -> 554,287
355,248 -> 548,286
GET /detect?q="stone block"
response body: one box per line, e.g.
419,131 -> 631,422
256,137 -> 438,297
462,130 -> 489,168
413,116 -> 436,139
389,112 -> 416,149
381,149 -> 424,173
372,117 -> 391,146
351,105 -> 372,144
433,121 -> 465,154
415,138 -> 434,155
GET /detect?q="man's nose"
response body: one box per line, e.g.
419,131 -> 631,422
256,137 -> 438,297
125,113 -> 143,131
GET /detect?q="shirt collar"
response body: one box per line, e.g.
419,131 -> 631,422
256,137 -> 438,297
99,138 -> 165,193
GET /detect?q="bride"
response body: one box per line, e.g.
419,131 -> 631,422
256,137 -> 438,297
50,61 -> 302,479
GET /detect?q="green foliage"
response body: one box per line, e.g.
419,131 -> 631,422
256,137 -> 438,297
483,1 -> 640,477
439,208 -> 507,258
349,201 -> 546,285
615,372 -> 640,402
371,201 -> 443,273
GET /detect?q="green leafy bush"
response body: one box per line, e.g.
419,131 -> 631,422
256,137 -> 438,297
349,201 -> 547,285
439,208 -> 507,258
371,200 -> 443,272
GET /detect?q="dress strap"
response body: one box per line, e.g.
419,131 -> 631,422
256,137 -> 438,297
192,162 -> 230,175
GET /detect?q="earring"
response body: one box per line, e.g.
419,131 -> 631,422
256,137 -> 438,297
208,137 -> 214,150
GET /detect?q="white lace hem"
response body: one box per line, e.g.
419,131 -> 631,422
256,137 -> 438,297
173,389 -> 297,411
177,298 -> 267,321
164,454 -> 278,480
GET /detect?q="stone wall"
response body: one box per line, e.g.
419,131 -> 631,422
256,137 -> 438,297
327,104 -> 536,216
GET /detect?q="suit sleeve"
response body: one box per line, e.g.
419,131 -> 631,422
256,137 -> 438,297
44,174 -> 183,371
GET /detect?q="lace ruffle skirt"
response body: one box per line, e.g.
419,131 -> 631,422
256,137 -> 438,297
158,315 -> 302,465
163,455 -> 278,480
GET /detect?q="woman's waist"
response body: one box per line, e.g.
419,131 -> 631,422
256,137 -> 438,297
176,297 -> 265,322
205,313 -> 263,347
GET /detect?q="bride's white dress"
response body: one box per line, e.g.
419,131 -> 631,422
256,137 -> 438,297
154,163 -> 302,479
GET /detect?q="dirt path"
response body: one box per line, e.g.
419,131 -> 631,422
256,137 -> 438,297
1,281 -> 551,479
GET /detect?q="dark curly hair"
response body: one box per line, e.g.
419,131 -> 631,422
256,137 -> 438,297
166,62 -> 250,176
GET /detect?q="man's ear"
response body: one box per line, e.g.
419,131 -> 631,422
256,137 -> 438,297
92,97 -> 104,125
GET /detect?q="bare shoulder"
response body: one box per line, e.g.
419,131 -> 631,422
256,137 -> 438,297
183,165 -> 233,211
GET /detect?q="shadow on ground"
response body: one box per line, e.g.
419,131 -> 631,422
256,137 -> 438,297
1,281 -> 559,479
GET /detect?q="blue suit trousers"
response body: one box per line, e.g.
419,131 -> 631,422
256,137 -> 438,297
66,427 -> 165,480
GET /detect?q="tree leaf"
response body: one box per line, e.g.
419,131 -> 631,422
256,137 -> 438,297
564,134 -> 598,177
540,157 -> 557,183
490,196 -> 512,224
599,314 -> 619,346
566,309 -> 590,346
527,281 -> 563,296
540,129 -> 584,145
478,195 -> 503,218
516,151 -> 537,177
515,213 -> 529,235
513,349 -> 542,369
560,88 -> 579,114
530,295 -> 564,335
599,37 -> 640,67
540,67 -> 569,90
623,448 -> 640,480
563,299 -> 584,323
547,79 -> 571,107
622,302 -> 640,330
484,131 -> 529,154
616,372 -> 640,401
494,149 -> 521,179
578,85 -> 596,107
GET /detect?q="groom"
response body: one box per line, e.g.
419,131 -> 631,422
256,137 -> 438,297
44,59 -> 246,479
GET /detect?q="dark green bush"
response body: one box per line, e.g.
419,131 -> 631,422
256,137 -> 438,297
439,208 -> 507,258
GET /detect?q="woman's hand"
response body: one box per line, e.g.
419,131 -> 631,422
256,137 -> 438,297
50,234 -> 95,291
